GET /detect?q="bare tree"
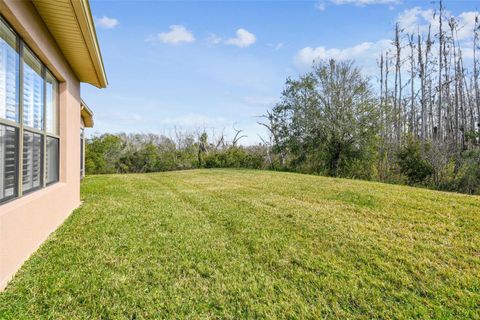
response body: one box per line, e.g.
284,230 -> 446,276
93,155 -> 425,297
408,34 -> 416,136
393,23 -> 402,145
474,14 -> 480,141
418,33 -> 427,140
232,125 -> 247,147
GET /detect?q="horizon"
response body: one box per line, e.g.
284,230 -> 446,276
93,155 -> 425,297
82,0 -> 479,145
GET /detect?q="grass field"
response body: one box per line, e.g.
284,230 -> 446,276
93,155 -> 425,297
0,169 -> 479,319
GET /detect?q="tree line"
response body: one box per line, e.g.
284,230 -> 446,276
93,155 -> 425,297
260,1 -> 480,194
86,1 -> 480,195
85,129 -> 269,175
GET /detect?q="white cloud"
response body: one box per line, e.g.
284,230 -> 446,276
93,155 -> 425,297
225,28 -> 256,48
96,16 -> 119,29
315,1 -> 326,11
294,6 -> 478,78
396,7 -> 437,34
330,0 -> 400,6
150,25 -> 195,45
397,7 -> 477,41
295,39 -> 390,66
461,44 -> 474,60
295,39 -> 391,75
454,11 -> 478,41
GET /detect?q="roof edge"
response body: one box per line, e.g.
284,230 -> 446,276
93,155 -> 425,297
70,0 -> 108,88
81,99 -> 94,127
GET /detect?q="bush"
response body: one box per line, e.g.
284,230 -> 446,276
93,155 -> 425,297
86,133 -> 270,174
85,134 -> 124,174
204,147 -> 254,168
450,150 -> 480,194
396,138 -> 434,185
84,131 -> 480,195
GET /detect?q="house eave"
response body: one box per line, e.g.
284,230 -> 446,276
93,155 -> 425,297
81,100 -> 94,128
32,0 -> 108,88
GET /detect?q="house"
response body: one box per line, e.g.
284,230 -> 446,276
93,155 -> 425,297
0,0 -> 107,290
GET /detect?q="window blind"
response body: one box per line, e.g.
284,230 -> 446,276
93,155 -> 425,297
0,21 -> 18,122
46,71 -> 58,135
80,127 -> 84,177
46,136 -> 59,184
22,48 -> 43,130
0,124 -> 17,201
22,130 -> 43,192
0,17 -> 60,204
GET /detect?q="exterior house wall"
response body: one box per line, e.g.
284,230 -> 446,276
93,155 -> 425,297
0,1 -> 81,290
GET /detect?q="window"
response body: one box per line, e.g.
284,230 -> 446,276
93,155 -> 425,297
0,19 -> 18,122
45,71 -> 58,135
0,16 -> 60,204
80,127 -> 84,178
22,130 -> 43,192
46,136 -> 58,184
45,71 -> 59,185
0,124 -> 18,202
22,47 -> 43,130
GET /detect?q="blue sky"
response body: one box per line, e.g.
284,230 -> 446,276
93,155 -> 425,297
83,0 -> 479,144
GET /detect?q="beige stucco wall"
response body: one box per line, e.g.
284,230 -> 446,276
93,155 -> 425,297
0,1 -> 82,290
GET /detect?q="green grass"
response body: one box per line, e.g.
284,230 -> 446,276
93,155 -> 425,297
1,169 -> 479,319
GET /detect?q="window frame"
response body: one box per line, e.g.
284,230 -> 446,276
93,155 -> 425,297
0,15 -> 60,205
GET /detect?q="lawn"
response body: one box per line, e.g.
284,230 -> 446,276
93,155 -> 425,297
0,169 -> 479,319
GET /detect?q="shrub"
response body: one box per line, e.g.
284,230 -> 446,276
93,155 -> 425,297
451,150 -> 480,194
85,134 -> 124,174
396,138 -> 434,185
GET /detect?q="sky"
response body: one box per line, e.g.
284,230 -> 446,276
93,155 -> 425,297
83,0 -> 479,145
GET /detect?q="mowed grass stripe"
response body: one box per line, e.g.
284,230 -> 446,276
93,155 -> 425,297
0,169 -> 479,319
147,173 -> 362,317
148,170 -> 480,317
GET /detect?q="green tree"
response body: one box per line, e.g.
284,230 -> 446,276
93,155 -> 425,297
267,59 -> 380,178
198,132 -> 208,167
396,137 -> 434,185
85,134 -> 124,174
